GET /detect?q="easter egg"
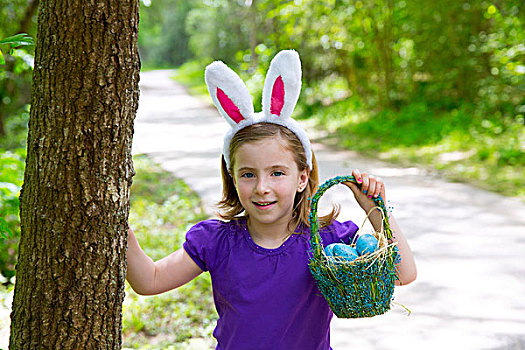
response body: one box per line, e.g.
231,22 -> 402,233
324,243 -> 338,258
355,234 -> 379,256
332,244 -> 359,261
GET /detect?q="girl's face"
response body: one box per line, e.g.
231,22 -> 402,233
232,137 -> 309,232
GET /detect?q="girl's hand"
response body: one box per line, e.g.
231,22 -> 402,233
343,169 -> 386,213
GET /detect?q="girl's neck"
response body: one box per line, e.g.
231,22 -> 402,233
247,218 -> 293,249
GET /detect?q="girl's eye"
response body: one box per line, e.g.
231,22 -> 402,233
241,172 -> 254,178
272,171 -> 285,177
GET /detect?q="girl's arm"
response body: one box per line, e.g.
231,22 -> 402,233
376,213 -> 416,286
345,170 -> 417,286
126,225 -> 203,295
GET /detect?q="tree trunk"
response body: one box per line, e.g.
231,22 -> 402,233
9,0 -> 140,348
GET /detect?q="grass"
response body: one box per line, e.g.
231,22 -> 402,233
169,63 -> 524,201
124,155 -> 217,349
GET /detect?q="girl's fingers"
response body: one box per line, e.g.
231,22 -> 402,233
360,173 -> 369,194
361,172 -> 385,198
368,179 -> 377,199
369,177 -> 386,201
347,169 -> 388,211
352,169 -> 362,185
372,176 -> 383,198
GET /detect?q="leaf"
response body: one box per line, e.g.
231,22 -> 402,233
0,49 -> 4,65
0,33 -> 28,43
0,33 -> 34,47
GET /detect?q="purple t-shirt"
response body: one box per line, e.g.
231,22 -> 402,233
183,218 -> 358,350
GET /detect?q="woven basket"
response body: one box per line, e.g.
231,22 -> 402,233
308,175 -> 399,318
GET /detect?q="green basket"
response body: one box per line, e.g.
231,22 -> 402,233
308,175 -> 399,318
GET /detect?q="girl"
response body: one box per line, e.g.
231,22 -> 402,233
126,51 -> 416,349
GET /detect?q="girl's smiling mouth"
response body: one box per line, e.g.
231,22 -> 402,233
253,201 -> 277,208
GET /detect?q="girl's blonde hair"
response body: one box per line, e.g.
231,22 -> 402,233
217,123 -> 338,233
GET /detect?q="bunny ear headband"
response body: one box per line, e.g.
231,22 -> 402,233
205,50 -> 313,172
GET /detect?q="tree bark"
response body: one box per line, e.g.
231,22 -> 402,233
9,0 -> 140,348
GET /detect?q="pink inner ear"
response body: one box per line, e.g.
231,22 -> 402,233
271,76 -> 285,116
217,88 -> 244,124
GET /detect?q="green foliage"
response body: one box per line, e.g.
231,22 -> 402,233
139,0 -> 195,69
0,0 -> 37,139
185,0 -> 254,66
168,0 -> 524,114
0,0 -> 37,113
0,0 -> 37,36
123,155 -> 217,348
0,147 -> 25,281
0,36 -> 34,144
0,104 -> 29,150
0,105 -> 29,275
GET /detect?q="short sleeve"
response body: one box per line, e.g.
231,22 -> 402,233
183,220 -> 217,271
183,219 -> 230,272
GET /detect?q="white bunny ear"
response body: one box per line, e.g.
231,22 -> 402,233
262,50 -> 302,118
205,61 -> 254,126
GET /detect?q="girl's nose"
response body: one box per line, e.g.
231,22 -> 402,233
256,177 -> 270,194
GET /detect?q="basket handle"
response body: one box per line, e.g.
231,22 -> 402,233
308,175 -> 393,259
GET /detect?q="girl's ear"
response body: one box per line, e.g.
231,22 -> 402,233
262,50 -> 302,119
205,61 -> 254,126
297,169 -> 309,193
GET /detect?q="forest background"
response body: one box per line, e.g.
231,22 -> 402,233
0,0 -> 524,347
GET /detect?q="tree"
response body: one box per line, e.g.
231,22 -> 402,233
9,0 -> 140,348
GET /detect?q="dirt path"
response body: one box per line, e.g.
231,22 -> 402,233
134,70 -> 525,350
